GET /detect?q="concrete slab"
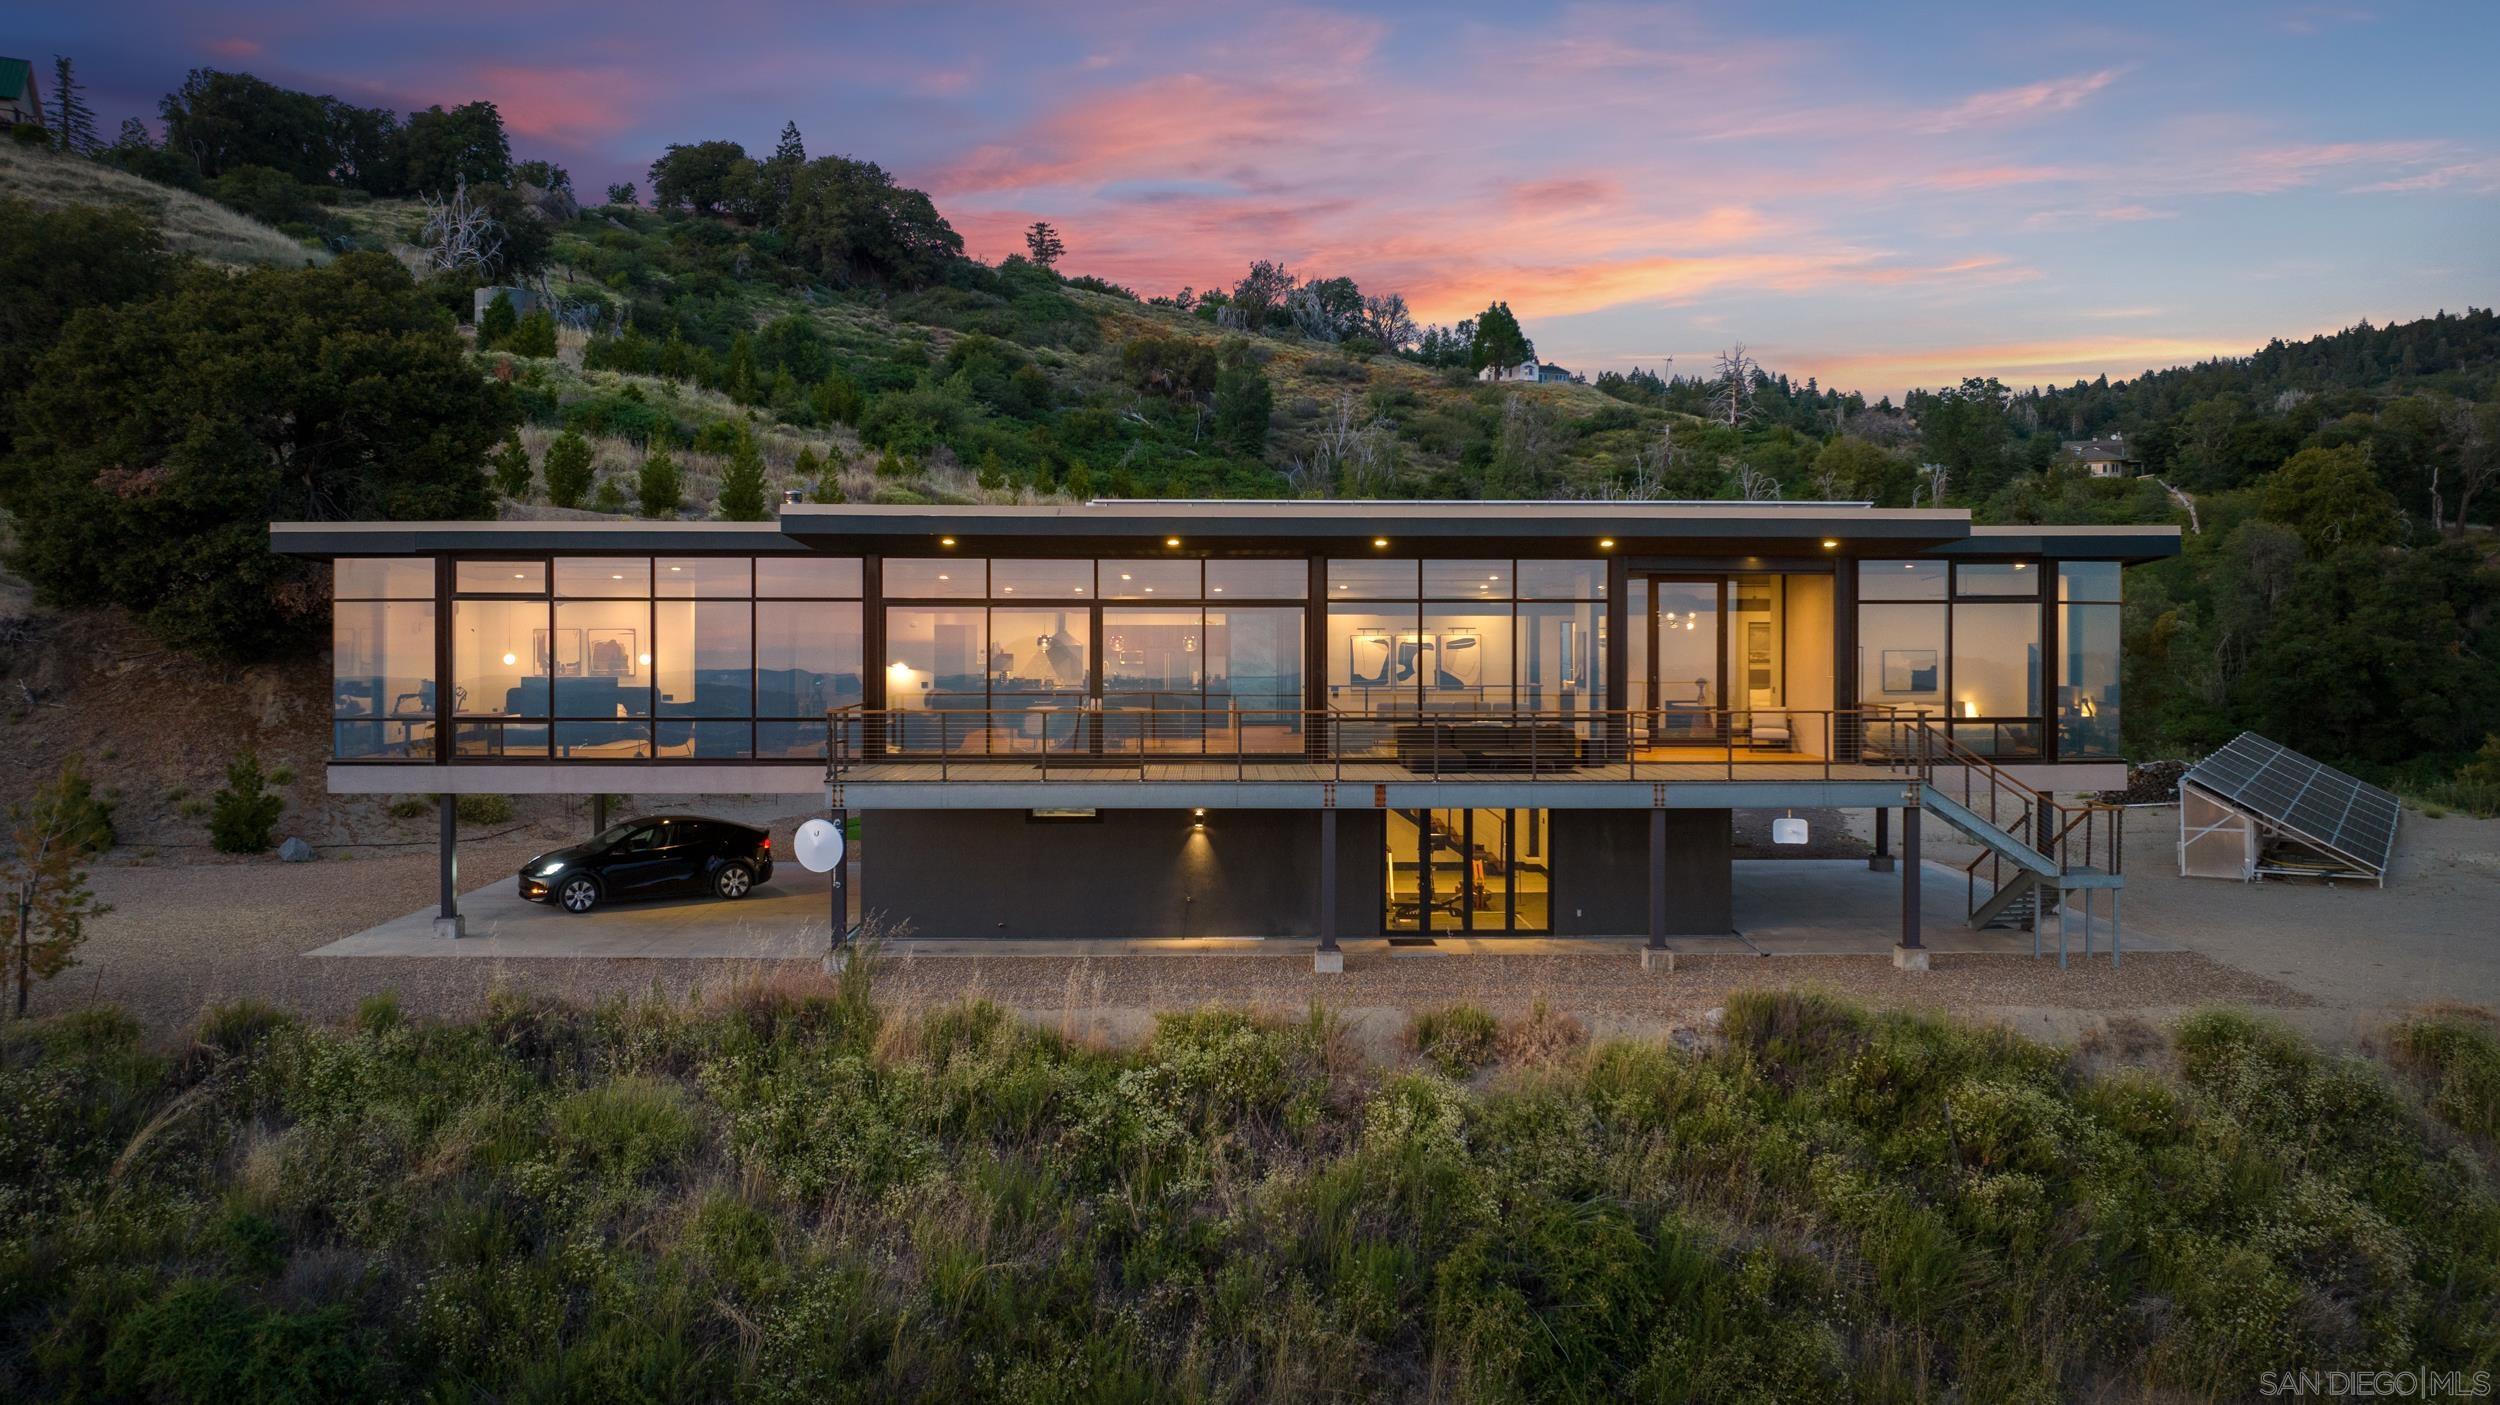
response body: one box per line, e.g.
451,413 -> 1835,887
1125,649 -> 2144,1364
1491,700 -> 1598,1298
314,854 -> 2172,964
1730,859 -> 2182,957
312,863 -> 847,960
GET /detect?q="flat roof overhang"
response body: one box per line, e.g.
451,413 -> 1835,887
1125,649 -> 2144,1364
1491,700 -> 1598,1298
775,500 -> 1971,556
269,520 -> 804,558
269,507 -> 2178,565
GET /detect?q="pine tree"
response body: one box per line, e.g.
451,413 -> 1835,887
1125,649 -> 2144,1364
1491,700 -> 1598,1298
814,368 -> 863,425
1024,221 -> 1066,269
49,56 -> 99,156
605,181 -> 637,206
489,434 -> 532,499
717,429 -> 770,520
6,757 -> 112,1018
726,334 -> 758,405
542,429 -> 596,508
637,447 -> 683,518
207,751 -> 285,855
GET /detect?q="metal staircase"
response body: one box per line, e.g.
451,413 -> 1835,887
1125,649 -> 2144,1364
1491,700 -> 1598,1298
1883,719 -> 2127,963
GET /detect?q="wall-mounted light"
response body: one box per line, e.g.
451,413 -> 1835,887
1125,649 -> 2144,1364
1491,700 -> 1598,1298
502,651 -> 518,666
1191,807 -> 1207,832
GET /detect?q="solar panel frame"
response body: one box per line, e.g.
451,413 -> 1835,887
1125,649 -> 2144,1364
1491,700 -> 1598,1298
2181,732 -> 2399,879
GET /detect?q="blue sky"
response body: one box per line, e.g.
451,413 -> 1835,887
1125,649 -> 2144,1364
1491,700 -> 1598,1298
18,1 -> 2498,397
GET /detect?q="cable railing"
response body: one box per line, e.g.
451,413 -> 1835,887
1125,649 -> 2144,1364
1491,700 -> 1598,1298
826,704 -> 1933,784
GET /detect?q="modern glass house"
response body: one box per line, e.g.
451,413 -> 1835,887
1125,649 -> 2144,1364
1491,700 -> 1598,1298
275,501 -> 2175,966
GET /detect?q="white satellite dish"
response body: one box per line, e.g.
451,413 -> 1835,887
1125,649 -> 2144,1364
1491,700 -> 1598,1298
1771,816 -> 1810,846
794,818 -> 846,873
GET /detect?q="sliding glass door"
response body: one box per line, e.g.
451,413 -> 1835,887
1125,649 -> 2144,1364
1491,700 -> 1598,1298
1383,808 -> 1551,934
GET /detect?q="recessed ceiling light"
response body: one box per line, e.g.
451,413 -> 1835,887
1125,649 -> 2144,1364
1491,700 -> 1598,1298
1143,587 -> 1154,593
670,565 -> 683,572
1165,537 -> 1181,547
1822,539 -> 1839,549
940,536 -> 956,546
1211,586 -> 1224,593
1372,537 -> 1389,548
611,573 -> 623,580
1599,538 -> 1615,549
1121,573 -> 1133,581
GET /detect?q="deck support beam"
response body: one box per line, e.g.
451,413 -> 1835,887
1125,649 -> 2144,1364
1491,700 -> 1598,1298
433,794 -> 463,940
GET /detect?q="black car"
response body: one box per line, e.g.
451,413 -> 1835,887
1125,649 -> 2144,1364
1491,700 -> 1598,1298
519,815 -> 775,914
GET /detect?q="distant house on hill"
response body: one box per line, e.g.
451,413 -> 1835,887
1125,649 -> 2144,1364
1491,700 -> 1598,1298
0,57 -> 44,130
2061,434 -> 2139,477
1479,359 -> 1577,384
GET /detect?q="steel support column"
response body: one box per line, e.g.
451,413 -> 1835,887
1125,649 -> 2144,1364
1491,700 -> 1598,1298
1647,808 -> 1667,950
1869,806 -> 1894,872
1317,807 -> 1342,973
1898,795 -> 1923,956
829,807 -> 849,953
434,794 -> 463,939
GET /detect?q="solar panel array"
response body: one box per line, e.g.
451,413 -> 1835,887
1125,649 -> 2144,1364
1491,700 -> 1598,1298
2182,732 -> 2400,877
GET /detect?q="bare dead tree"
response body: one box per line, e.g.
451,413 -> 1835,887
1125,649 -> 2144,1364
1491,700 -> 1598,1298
2153,477 -> 2203,535
2444,399 -> 2500,533
1292,393 -> 1398,495
1623,421 -> 1675,500
1911,462 -> 1949,507
1733,460 -> 1783,501
417,178 -> 506,277
1709,344 -> 1760,427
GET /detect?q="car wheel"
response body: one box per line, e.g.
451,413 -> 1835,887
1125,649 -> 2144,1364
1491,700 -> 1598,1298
713,863 -> 754,900
556,875 -> 601,914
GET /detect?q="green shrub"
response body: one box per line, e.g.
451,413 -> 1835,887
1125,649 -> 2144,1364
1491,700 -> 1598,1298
2388,1010 -> 2500,1142
488,433 -> 532,499
385,796 -> 429,820
506,309 -> 559,358
554,1075 -> 699,1181
1410,1003 -> 1500,1075
207,751 -> 284,853
477,289 -> 518,348
102,1279 -> 381,1402
454,794 -> 514,826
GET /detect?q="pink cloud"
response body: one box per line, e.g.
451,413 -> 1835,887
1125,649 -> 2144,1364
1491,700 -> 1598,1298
464,65 -> 635,143
206,37 -> 264,59
1914,68 -> 2127,133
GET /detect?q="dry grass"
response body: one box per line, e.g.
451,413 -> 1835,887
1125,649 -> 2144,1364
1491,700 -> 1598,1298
0,143 -> 327,269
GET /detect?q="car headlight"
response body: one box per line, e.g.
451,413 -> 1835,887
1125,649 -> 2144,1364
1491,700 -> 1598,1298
534,861 -> 567,877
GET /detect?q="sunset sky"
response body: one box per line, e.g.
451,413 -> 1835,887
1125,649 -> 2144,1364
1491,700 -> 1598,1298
23,2 -> 2499,397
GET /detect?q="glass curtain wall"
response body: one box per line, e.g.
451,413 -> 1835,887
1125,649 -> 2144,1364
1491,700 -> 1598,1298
333,558 -> 436,760
1856,559 -> 2054,759
1326,559 -> 1606,722
430,556 -> 863,762
883,557 -> 1307,755
2059,562 -> 2122,758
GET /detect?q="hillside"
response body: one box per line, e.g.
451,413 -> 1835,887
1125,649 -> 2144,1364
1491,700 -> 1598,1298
0,142 -> 326,269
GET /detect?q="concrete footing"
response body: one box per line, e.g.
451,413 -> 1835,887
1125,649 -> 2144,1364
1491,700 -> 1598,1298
432,916 -> 466,940
1866,855 -> 1895,873
1891,944 -> 1930,971
1641,947 -> 1676,972
823,947 -> 850,975
1313,949 -> 1344,974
